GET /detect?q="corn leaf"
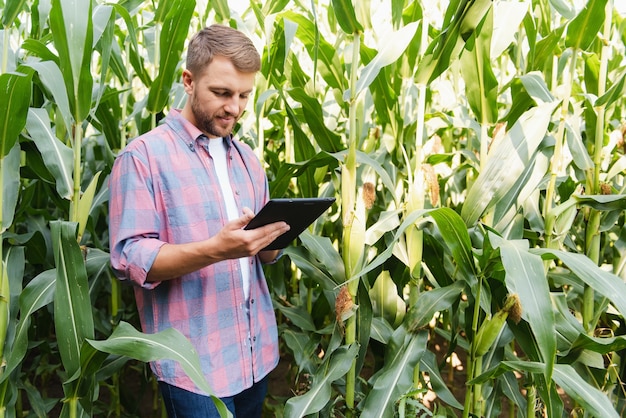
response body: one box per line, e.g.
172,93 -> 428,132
492,234 -> 556,383
1,144 -> 20,233
2,0 -> 27,27
87,321 -> 231,417
360,329 -> 428,418
287,88 -> 342,152
420,350 -> 464,409
284,343 -> 359,417
147,0 -> 195,113
76,171 -> 102,242
460,7 -> 497,125
25,108 -> 73,200
24,60 -> 73,134
299,232 -> 345,282
285,241 -> 342,291
552,364 -> 619,418
564,0 -> 607,51
350,21 -> 419,99
49,0 -> 93,122
51,221 -> 94,378
283,12 -> 345,90
330,0 -> 363,35
430,207 -> 477,280
461,101 -> 558,226
533,248 -> 626,319
0,70 -> 32,158
2,270 -> 55,381
404,281 -> 465,332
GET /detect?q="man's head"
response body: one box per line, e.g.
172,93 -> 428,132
182,25 -> 261,139
186,24 -> 261,77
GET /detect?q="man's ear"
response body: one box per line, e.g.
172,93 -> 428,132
182,69 -> 193,93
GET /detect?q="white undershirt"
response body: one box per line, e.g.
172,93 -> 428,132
208,138 -> 251,300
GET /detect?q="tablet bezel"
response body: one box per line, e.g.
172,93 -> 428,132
244,197 -> 336,250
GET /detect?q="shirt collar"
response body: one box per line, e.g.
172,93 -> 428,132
164,109 -> 233,151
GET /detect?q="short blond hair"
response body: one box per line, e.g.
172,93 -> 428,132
186,24 -> 261,75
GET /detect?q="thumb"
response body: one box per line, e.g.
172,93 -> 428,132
233,207 -> 255,228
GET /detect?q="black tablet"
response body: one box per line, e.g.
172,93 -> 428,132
244,197 -> 336,250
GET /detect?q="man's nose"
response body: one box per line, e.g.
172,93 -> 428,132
224,96 -> 241,115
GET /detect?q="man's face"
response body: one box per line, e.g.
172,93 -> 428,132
182,55 -> 256,138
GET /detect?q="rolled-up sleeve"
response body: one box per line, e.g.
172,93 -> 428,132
109,149 -> 165,289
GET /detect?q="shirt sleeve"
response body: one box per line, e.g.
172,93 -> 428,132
109,148 -> 165,289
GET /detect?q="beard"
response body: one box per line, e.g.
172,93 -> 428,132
190,95 -> 239,138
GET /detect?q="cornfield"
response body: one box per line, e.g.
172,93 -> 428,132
0,0 -> 625,417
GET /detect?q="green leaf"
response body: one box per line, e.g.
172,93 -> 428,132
49,0 -> 94,121
147,0 -> 195,113
420,351 -> 464,409
0,70 -> 32,157
564,0 -> 607,51
25,108 -> 74,200
282,329 -> 320,373
404,281 -> 465,332
491,234 -> 556,382
281,12 -> 345,91
460,7 -> 497,124
87,321 -> 231,417
274,303 -> 317,332
533,249 -> 626,320
1,0 -> 28,27
330,0 -> 363,34
299,232 -> 346,283
76,171 -> 102,241
360,329 -> 428,418
211,0 -> 230,22
571,194 -> 626,212
350,21 -> 419,99
25,59 -> 74,134
287,88 -> 342,153
461,101 -> 558,226
51,221 -> 94,378
415,0 -> 492,84
2,270 -> 55,381
430,207 -> 477,280
519,72 -> 555,104
1,143 -> 20,233
552,364 -> 619,418
491,1 -> 528,58
595,73 -> 625,108
284,343 -> 359,417
285,244 -> 341,291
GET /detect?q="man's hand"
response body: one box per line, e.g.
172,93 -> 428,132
212,207 -> 290,259
146,208 -> 289,282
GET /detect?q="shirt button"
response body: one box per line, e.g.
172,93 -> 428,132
250,299 -> 255,304
253,336 -> 257,342
235,190 -> 240,195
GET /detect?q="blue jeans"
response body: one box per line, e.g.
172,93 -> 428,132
159,377 -> 268,418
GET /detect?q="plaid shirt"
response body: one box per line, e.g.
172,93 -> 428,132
109,109 -> 279,397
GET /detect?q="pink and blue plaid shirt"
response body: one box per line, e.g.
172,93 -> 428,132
108,109 -> 279,397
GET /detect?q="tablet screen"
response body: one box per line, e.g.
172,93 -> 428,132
244,197 -> 336,250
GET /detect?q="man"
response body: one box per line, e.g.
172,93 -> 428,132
109,24 -> 290,417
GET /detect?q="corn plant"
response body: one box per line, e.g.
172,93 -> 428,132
0,0 -> 625,417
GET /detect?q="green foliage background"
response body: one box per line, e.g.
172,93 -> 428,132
0,0 -> 625,417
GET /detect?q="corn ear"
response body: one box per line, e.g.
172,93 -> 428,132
473,294 -> 520,356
